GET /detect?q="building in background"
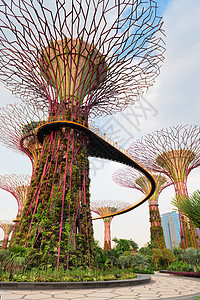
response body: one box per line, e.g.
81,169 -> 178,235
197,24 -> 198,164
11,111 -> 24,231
161,211 -> 181,249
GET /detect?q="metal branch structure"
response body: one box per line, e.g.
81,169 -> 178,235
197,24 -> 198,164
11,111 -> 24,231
0,103 -> 48,170
91,200 -> 131,252
128,125 -> 200,249
0,0 -> 164,268
0,174 -> 31,217
113,168 -> 172,249
0,220 -> 14,249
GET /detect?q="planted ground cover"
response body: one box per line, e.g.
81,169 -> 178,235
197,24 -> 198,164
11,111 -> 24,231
0,267 -> 137,282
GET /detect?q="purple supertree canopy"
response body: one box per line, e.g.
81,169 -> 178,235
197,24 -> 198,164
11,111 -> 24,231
0,103 -> 48,167
91,199 -> 131,218
0,174 -> 31,216
112,167 -> 172,201
0,0 -> 165,118
127,125 -> 200,182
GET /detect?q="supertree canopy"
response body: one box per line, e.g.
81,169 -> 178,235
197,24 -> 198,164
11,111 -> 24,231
0,220 -> 14,249
113,168 -> 172,249
91,200 -> 131,252
0,0 -> 164,268
0,103 -> 48,170
128,125 -> 200,249
0,174 -> 31,217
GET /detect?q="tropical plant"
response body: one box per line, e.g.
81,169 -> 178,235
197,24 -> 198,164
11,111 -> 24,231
152,248 -> 162,270
132,253 -> 149,271
182,247 -> 200,272
173,247 -> 183,261
0,246 -> 29,273
168,260 -> 193,272
106,249 -> 119,267
159,248 -> 176,268
113,238 -> 138,253
118,254 -> 133,269
172,190 -> 200,229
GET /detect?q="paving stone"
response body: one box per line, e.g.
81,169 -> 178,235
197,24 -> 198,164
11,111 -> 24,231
1,295 -> 24,300
23,293 -> 53,299
85,292 -> 115,297
54,294 -> 86,299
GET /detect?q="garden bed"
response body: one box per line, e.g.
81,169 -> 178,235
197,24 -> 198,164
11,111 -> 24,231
159,270 -> 200,278
0,274 -> 151,290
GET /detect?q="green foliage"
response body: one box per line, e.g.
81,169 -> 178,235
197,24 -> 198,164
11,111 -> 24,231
0,246 -> 29,273
118,254 -> 133,269
151,248 -> 175,270
13,129 -> 96,269
168,260 -> 193,272
132,253 -> 149,271
172,191 -> 200,229
113,238 -> 138,253
182,248 -> 200,272
173,247 -> 183,261
0,266 -> 137,282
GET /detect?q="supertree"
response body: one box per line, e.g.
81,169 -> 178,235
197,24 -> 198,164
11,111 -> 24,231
91,200 -> 131,252
113,168 -> 172,249
128,125 -> 200,249
0,174 -> 31,217
0,220 -> 14,249
0,0 -> 164,268
0,103 -> 48,171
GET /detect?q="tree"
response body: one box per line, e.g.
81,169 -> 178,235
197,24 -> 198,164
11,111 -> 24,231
0,246 -> 29,274
159,248 -> 176,268
172,190 -> 200,229
132,253 -> 149,271
182,248 -> 200,272
113,238 -> 138,253
152,248 -> 162,270
118,254 -> 133,269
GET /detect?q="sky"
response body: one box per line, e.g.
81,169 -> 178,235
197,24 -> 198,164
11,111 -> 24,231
1,0 -> 200,248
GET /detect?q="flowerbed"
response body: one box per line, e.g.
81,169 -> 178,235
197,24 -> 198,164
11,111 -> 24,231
0,267 -> 137,282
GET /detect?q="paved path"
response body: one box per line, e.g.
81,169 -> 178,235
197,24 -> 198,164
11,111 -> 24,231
0,274 -> 200,300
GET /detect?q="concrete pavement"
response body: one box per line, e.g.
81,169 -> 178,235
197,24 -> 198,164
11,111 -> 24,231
0,273 -> 200,300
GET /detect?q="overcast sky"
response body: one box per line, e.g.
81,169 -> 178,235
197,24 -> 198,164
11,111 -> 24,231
1,0 -> 200,248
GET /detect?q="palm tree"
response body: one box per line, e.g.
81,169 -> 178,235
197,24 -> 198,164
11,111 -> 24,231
172,190 -> 200,229
0,246 -> 28,273
132,253 -> 149,271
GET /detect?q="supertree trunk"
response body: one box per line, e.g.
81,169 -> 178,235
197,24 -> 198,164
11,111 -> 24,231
156,150 -> 199,249
149,202 -> 166,249
0,221 -> 14,249
104,218 -> 112,252
90,200 -> 131,252
113,169 -> 169,250
15,124 -> 95,268
1,233 -> 9,250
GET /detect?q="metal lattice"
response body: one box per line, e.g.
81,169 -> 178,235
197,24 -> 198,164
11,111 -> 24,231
0,0 -> 165,118
127,125 -> 200,249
